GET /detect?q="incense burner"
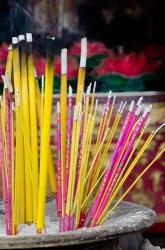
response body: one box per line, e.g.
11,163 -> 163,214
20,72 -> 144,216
0,201 -> 156,249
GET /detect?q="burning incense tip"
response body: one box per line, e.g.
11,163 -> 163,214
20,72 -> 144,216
18,35 -> 25,41
95,99 -> 98,109
112,94 -> 116,106
121,101 -> 127,113
69,85 -> 73,97
135,105 -> 143,116
118,101 -> 123,113
142,106 -> 149,118
8,45 -> 12,51
154,123 -> 165,134
137,96 -> 143,106
61,48 -> 67,75
80,37 -> 87,68
41,75 -> 45,88
12,37 -> 19,44
93,81 -> 97,92
144,118 -> 151,129
148,104 -> 152,113
108,90 -> 112,99
86,84 -> 91,95
129,100 -> 134,112
1,75 -> 8,89
26,33 -> 32,42
57,102 -> 60,113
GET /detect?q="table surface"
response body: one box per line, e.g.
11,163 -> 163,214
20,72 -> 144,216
0,201 -> 156,249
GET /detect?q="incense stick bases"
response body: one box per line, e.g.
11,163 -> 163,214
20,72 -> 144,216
0,201 -> 156,249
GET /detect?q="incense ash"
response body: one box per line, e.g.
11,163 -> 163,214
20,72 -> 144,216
0,35 -> 164,236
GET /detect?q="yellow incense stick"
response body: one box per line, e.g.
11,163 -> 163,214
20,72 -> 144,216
19,108 -> 38,210
73,116 -> 91,215
74,100 -> 98,211
35,78 -> 57,194
12,37 -> 25,224
19,34 -> 32,223
70,104 -> 82,213
97,92 -> 111,145
84,84 -> 91,129
84,124 -> 109,189
14,90 -> 21,233
40,75 -> 44,140
0,97 -> 8,188
37,37 -> 55,232
66,104 -> 82,215
0,79 -> 9,188
98,147 -> 165,225
94,104 -> 106,152
60,49 -> 67,218
26,33 -> 39,222
89,81 -> 96,116
11,102 -> 15,234
5,45 -> 13,79
73,103 -> 98,215
76,38 -> 87,104
72,113 -> 92,213
105,94 -> 116,131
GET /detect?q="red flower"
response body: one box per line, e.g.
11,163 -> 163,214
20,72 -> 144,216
69,41 -> 108,58
94,52 -> 160,77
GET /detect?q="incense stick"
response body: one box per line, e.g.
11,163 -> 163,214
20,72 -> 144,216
26,33 -> 39,223
56,101 -> 62,230
60,48 -> 68,224
35,76 -> 57,194
0,96 -> 9,234
64,86 -> 73,231
76,38 -> 87,104
37,37 -> 55,233
12,37 -> 25,225
18,34 -> 31,224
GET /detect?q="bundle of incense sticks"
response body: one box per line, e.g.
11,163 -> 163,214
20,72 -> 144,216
56,83 -> 165,232
0,36 -> 165,236
0,33 -> 57,235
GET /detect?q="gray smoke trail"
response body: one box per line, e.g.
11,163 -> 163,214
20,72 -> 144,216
0,0 -> 32,42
